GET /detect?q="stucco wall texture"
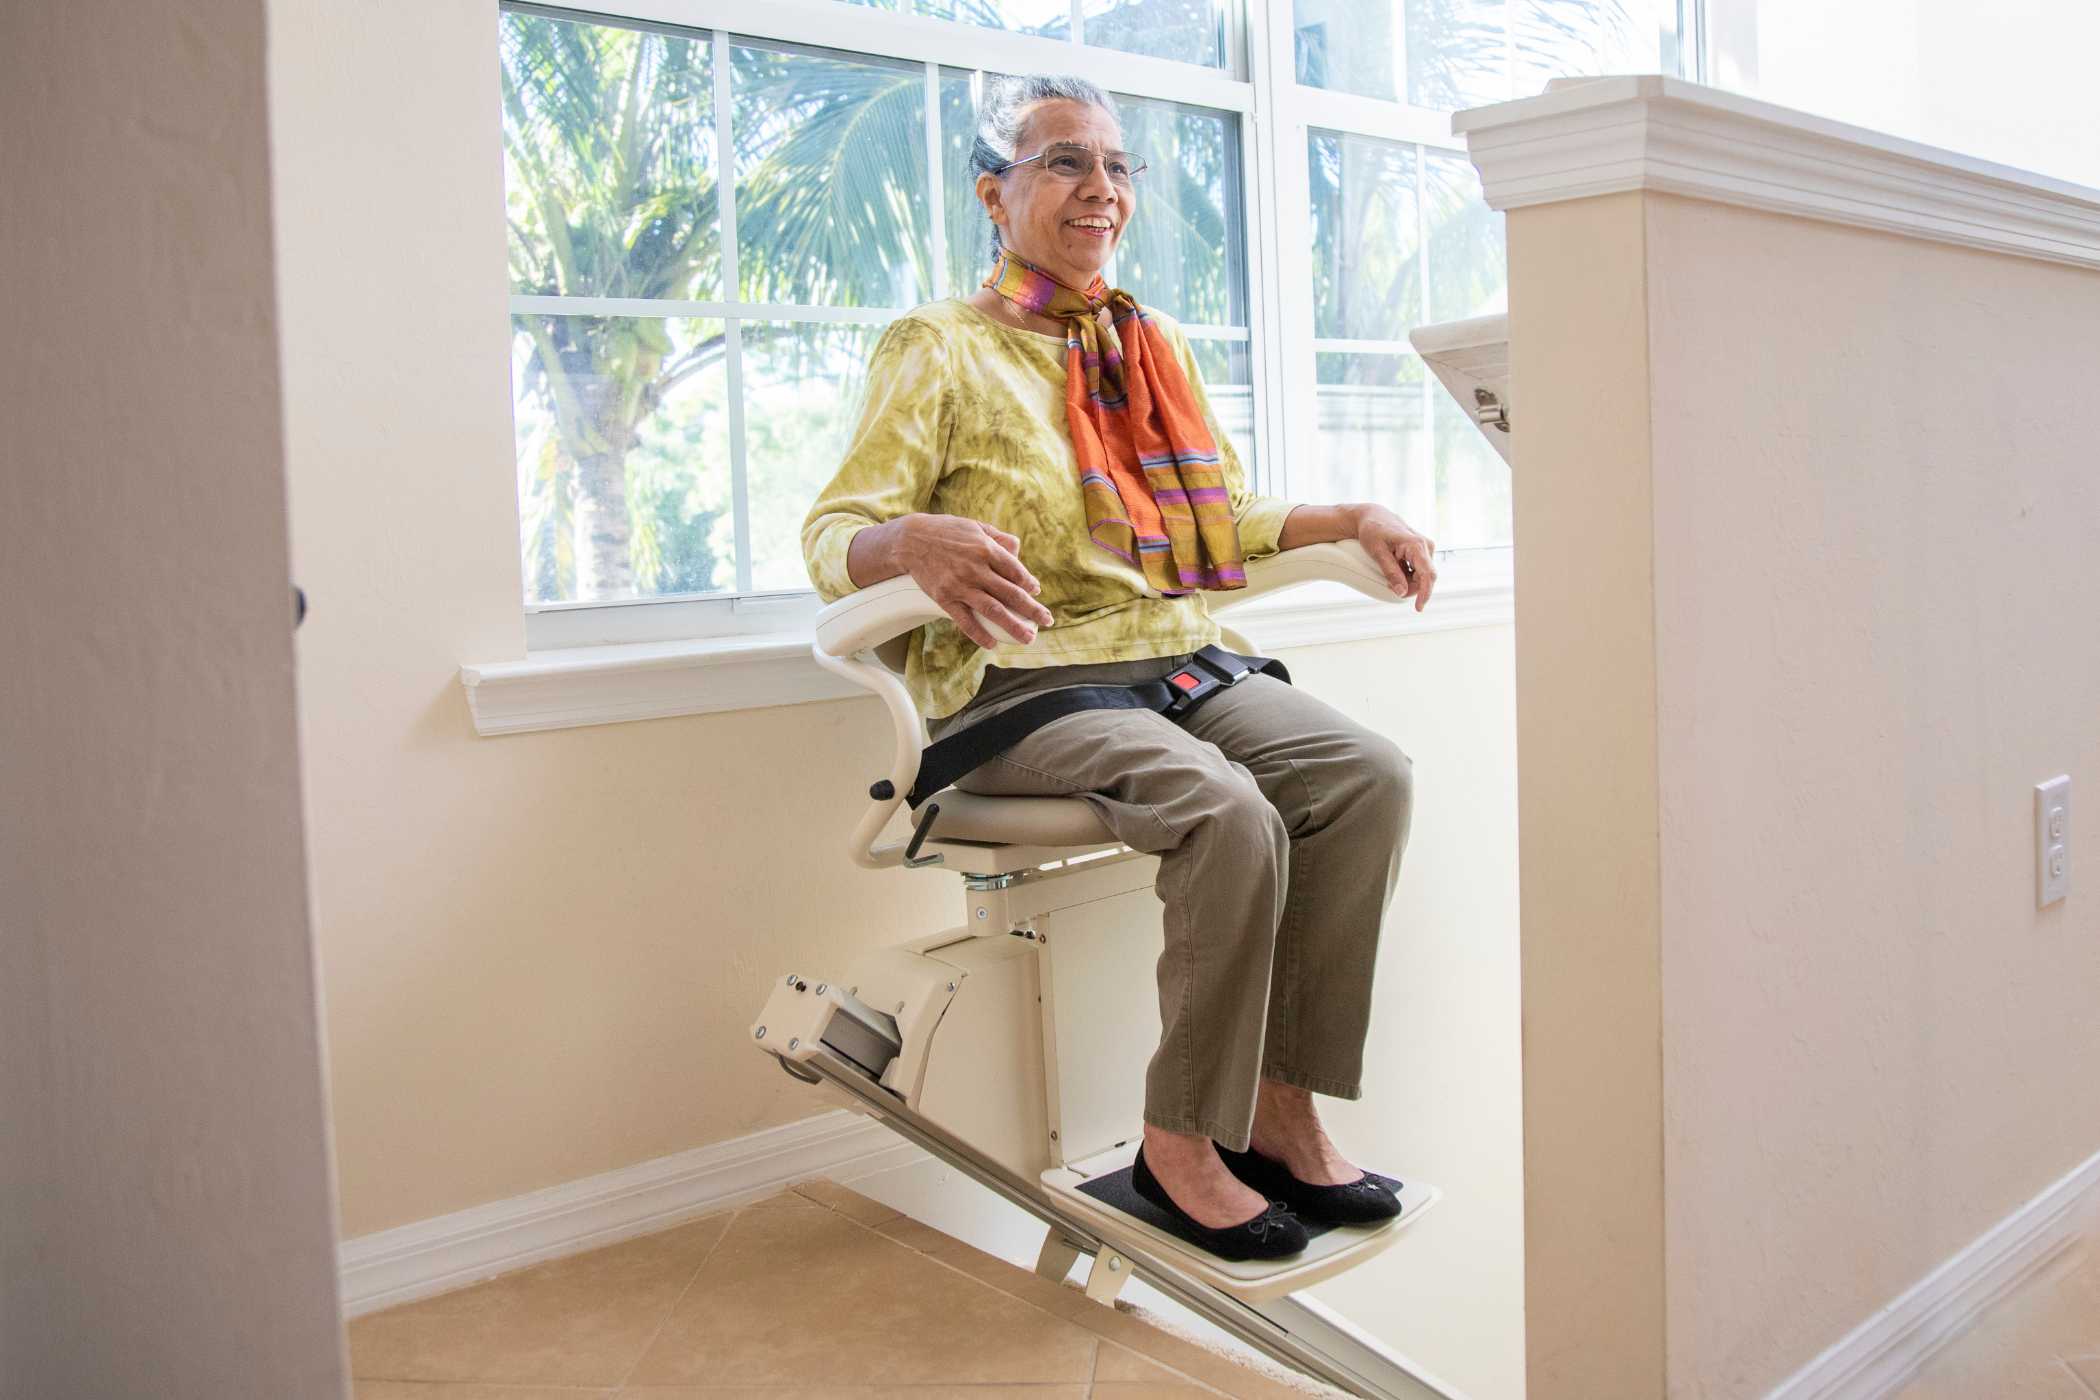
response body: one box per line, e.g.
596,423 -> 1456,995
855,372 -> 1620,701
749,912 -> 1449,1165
2,1 -> 348,1393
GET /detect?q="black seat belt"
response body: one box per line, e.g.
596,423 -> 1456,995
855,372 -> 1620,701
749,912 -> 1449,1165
900,645 -> 1290,809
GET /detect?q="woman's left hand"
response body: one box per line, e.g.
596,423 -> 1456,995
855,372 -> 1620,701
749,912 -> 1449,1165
1354,505 -> 1437,611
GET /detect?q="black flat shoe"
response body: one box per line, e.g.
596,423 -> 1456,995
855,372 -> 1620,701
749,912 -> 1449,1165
1216,1145 -> 1403,1226
1129,1149 -> 1310,1261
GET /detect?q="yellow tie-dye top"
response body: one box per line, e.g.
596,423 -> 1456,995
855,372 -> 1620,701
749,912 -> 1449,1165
802,298 -> 1295,718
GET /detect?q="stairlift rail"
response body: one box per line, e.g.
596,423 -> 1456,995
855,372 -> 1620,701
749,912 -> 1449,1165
810,539 -> 1414,869
778,1041 -> 1464,1400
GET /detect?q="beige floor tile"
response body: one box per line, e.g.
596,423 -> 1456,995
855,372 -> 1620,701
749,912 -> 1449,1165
873,1215 -> 952,1254
744,1189 -> 824,1210
936,1243 -> 1098,1319
347,1214 -> 731,1387
625,1205 -> 1099,1386
2065,1356 -> 2100,1394
353,1384 -> 613,1398
1088,1387 -> 1220,1400
620,1388 -> 1090,1399
792,1177 -> 904,1228
1063,1307 -> 1323,1400
1095,1342 -> 1195,1384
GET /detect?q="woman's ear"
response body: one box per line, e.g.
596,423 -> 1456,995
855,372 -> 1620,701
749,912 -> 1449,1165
976,170 -> 1007,229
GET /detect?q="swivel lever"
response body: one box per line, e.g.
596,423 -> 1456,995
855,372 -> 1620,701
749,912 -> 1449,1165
902,802 -> 945,868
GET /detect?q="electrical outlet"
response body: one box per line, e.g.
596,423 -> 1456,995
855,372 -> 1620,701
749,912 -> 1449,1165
2037,775 -> 2070,907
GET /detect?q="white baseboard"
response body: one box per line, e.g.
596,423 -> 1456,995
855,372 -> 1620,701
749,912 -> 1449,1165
337,1110 -> 924,1316
1763,1144 -> 2100,1400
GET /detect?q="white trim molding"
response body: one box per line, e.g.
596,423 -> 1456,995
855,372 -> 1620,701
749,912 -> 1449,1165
1760,1145 -> 2100,1400
338,1110 -> 919,1316
461,630 -> 867,735
1455,76 -> 2100,273
462,555 -> 1513,737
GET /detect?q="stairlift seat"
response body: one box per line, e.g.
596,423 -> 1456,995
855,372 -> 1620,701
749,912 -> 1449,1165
907,790 -> 1116,847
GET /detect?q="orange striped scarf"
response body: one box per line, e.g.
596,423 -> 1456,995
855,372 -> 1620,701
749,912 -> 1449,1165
983,250 -> 1245,594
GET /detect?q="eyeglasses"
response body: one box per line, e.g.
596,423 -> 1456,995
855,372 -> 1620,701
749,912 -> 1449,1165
995,144 -> 1148,186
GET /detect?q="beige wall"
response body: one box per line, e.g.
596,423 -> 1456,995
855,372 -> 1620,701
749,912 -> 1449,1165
0,1 -> 349,1394
1513,187 -> 2100,1398
269,3 -> 1525,1395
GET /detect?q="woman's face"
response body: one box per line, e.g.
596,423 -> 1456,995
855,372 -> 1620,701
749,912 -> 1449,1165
977,99 -> 1130,290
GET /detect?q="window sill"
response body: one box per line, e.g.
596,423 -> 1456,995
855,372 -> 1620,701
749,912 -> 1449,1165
461,551 -> 1514,738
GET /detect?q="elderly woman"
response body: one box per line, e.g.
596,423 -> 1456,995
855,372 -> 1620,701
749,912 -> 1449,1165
802,74 -> 1436,1261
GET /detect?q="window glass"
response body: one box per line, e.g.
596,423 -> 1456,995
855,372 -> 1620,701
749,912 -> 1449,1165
733,43 -> 932,308
502,14 -> 719,300
1293,0 -> 1399,101
939,68 -> 988,298
1111,97 -> 1251,472
513,316 -> 734,603
919,0 -> 1070,39
1293,0 -> 1677,110
1304,130 -> 1507,545
1086,0 -> 1225,69
1423,147 -> 1504,321
1310,352 -> 1427,516
1310,131 -> 1420,341
1111,97 -> 1244,330
740,323 -> 888,592
1434,374 -> 1511,544
1404,0 -> 1509,112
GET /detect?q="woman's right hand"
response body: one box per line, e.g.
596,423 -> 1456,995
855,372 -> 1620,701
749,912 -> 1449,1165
846,513 -> 1055,651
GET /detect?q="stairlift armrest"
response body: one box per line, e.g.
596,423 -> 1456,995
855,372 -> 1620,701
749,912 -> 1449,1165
812,578 -> 1028,870
1213,539 -> 1408,613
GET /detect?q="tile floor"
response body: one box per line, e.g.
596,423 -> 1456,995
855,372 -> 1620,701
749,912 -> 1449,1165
1890,1214 -> 2100,1400
347,1178 -> 1335,1400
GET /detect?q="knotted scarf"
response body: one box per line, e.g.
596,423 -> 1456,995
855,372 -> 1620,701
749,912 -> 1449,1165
983,249 -> 1245,595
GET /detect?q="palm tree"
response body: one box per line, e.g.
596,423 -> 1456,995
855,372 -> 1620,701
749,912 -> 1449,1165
504,15 -> 722,600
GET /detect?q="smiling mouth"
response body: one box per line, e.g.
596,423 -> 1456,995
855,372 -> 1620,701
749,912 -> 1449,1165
1066,217 -> 1115,235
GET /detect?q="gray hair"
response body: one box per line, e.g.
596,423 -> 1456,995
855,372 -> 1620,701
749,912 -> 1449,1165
968,74 -> 1121,252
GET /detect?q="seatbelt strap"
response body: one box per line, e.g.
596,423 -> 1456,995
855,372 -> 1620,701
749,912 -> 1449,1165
905,645 -> 1290,809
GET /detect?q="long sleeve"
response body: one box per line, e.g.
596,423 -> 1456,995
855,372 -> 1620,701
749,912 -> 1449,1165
801,317 -> 954,602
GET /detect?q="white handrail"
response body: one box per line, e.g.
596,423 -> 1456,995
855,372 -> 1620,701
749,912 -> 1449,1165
812,539 -> 1410,866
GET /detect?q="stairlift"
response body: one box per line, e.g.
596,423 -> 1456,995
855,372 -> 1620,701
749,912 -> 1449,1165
753,325 -> 1509,1400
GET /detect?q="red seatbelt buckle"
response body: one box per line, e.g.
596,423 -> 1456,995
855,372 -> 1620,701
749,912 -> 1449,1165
1161,667 -> 1222,715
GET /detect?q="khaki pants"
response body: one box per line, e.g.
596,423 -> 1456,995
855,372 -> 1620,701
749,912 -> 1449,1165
934,656 -> 1412,1152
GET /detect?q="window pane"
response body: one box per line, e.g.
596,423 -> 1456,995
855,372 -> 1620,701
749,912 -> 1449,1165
1409,0 -> 1680,113
1435,379 -> 1511,545
1188,339 -> 1256,479
1086,0 -> 1225,68
1312,353 -> 1428,514
501,13 -> 718,301
1424,147 -> 1504,322
1405,0 -> 1508,112
1293,0 -> 1398,101
940,68 -> 989,298
513,315 -> 733,603
919,0 -> 1070,40
1111,98 -> 1244,330
732,45 -> 932,308
1513,0 -> 1675,98
1310,131 -> 1420,341
742,321 -> 889,592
